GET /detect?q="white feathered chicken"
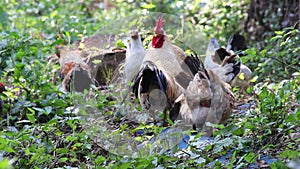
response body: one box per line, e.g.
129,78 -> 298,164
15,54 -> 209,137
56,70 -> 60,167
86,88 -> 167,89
124,30 -> 146,84
205,34 -> 252,89
204,38 -> 241,84
227,33 -> 252,89
170,63 -> 235,136
132,17 -> 198,126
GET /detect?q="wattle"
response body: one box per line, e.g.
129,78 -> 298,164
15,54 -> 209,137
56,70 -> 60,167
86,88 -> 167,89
152,35 -> 164,48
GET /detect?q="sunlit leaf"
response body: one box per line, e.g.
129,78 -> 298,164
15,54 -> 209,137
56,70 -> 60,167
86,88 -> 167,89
239,73 -> 245,80
141,3 -> 155,9
26,113 -> 36,123
244,152 -> 256,163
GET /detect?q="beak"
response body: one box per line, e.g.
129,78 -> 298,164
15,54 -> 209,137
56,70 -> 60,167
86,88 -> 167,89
131,34 -> 138,40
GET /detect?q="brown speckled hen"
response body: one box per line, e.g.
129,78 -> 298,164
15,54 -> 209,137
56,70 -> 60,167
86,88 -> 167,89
171,67 -> 235,136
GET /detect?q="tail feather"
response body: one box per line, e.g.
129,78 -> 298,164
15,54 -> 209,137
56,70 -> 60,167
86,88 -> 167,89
132,61 -> 168,98
155,69 -> 168,93
226,33 -> 252,88
226,33 -> 247,53
215,48 -> 229,62
212,47 -> 241,83
183,54 -> 204,75
231,61 -> 241,79
174,53 -> 208,90
216,49 -> 241,82
185,54 -> 209,79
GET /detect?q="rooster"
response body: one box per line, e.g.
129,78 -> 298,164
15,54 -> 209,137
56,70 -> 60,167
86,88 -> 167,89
56,45 -> 95,92
170,65 -> 235,136
124,30 -> 146,84
132,17 -> 197,126
0,83 -> 6,114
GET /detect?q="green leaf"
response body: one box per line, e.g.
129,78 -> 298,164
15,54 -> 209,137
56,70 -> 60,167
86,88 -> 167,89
50,10 -> 58,18
51,39 -> 65,46
250,76 -> 258,83
270,161 -> 288,169
0,7 -> 8,27
232,127 -> 245,136
141,3 -> 155,9
92,59 -> 102,65
280,41 -> 286,46
118,162 -> 131,169
2,146 -> 15,153
44,106 -> 52,115
213,138 -> 233,153
0,159 -> 10,169
66,135 -> 77,142
95,156 -> 106,165
280,149 -> 300,159
26,113 -> 36,123
229,150 -> 237,168
115,39 -> 126,48
244,152 -> 256,163
275,31 -> 283,35
16,51 -> 24,61
14,63 -> 25,78
206,122 -> 224,129
244,122 -> 255,130
56,148 -> 68,154
25,148 -> 30,155
60,157 -> 68,163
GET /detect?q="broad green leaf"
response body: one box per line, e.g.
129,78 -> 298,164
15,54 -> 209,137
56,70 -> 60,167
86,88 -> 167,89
244,152 -> 256,163
60,157 -> 68,163
95,156 -> 106,165
66,135 -> 77,142
26,113 -> 36,123
0,159 -> 10,169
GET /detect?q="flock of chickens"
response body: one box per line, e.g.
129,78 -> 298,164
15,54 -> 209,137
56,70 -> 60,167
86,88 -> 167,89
123,17 -> 252,136
54,17 -> 252,136
0,16 -> 252,136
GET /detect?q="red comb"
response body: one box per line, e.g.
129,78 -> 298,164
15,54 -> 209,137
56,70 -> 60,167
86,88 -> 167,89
155,16 -> 164,33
